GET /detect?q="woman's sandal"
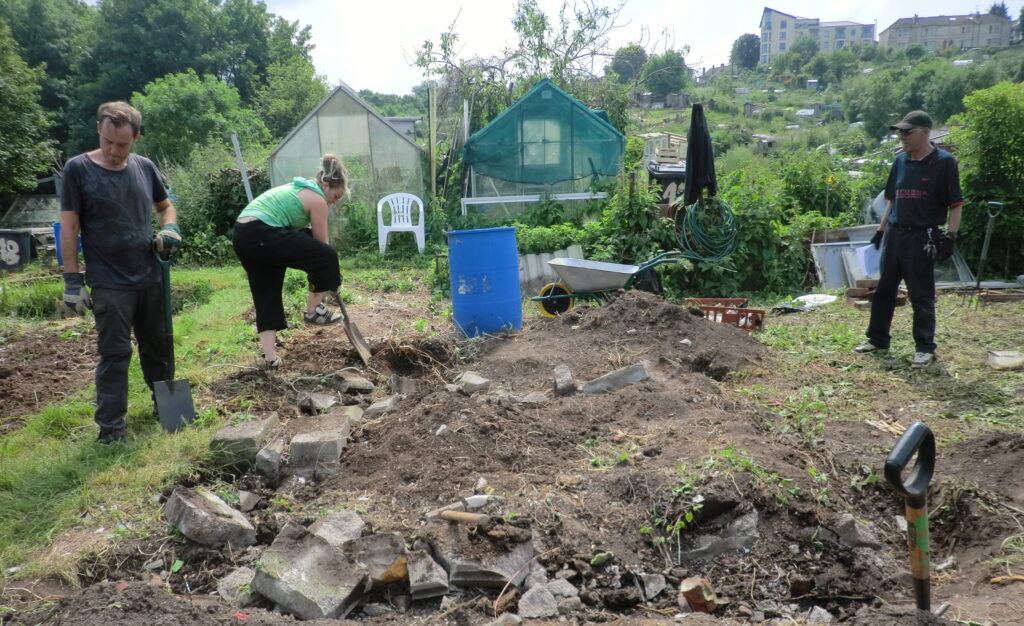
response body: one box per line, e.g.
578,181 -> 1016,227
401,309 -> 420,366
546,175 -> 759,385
304,303 -> 343,326
262,355 -> 282,369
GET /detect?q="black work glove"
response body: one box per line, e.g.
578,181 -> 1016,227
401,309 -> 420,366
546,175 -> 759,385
62,272 -> 93,315
870,230 -> 884,250
935,231 -> 957,264
154,223 -> 182,256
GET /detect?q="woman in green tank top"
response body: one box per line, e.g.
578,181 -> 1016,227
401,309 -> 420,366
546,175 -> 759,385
232,154 -> 349,368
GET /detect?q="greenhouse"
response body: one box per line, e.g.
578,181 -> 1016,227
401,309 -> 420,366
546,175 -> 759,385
268,84 -> 426,209
461,79 -> 624,215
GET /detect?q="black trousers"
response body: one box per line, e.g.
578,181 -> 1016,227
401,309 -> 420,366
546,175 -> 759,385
92,283 -> 169,436
866,227 -> 937,353
232,220 -> 341,332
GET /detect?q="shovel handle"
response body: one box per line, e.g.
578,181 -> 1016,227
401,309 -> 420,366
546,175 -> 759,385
439,510 -> 490,526
885,421 -> 935,613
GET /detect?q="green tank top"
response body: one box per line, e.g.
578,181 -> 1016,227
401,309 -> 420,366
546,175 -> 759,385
238,177 -> 325,229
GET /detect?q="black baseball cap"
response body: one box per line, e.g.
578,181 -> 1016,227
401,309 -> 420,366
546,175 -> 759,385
890,110 -> 932,131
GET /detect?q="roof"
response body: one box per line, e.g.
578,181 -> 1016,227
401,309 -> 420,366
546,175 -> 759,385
881,13 -> 1011,34
269,82 -> 423,158
819,21 -> 869,28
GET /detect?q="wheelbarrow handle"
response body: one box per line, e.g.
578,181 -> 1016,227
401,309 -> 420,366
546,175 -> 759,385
636,251 -> 682,273
884,421 -> 935,504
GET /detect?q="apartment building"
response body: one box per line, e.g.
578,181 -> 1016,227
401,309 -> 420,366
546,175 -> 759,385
878,13 -> 1013,52
759,7 -> 876,65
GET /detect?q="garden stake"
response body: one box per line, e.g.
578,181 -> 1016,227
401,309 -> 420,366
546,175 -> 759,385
884,421 -> 947,622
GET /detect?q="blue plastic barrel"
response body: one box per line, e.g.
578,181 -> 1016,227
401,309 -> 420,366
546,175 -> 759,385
448,227 -> 522,337
53,221 -> 83,266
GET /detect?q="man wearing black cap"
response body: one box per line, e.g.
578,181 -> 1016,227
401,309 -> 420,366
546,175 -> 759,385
853,110 -> 963,368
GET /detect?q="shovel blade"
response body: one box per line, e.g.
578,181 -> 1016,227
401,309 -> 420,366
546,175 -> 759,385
155,378 -> 196,432
344,319 -> 373,364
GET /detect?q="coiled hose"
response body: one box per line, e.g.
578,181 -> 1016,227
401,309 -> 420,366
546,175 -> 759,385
674,196 -> 739,262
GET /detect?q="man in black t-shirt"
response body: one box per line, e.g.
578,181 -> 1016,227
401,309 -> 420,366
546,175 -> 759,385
60,101 -> 184,443
853,110 -> 964,368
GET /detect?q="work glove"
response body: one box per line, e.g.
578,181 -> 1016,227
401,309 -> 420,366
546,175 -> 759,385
154,223 -> 182,256
62,272 -> 93,315
870,229 -> 884,250
935,231 -> 957,264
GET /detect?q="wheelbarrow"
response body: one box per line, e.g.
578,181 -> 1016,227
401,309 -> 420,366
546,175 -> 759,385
532,251 -> 680,317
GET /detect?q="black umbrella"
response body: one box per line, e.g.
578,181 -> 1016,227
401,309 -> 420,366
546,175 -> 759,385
684,103 -> 717,206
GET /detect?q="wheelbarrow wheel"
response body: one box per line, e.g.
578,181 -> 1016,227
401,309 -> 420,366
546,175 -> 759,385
537,283 -> 575,317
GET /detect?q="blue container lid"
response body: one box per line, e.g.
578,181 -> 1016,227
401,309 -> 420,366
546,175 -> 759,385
447,226 -> 517,236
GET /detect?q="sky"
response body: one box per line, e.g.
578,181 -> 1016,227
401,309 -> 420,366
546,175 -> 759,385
263,0 -> 1022,95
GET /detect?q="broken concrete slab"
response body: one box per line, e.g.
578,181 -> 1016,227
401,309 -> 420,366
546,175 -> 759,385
487,613 -> 523,625
210,414 -> 279,466
829,513 -> 882,549
683,510 -> 759,562
347,533 -> 408,587
288,411 -> 352,480
336,371 -> 374,393
163,487 -> 256,548
456,371 -> 490,395
557,596 -> 583,614
364,396 -> 398,419
431,526 -> 535,588
296,391 -> 337,414
255,437 -> 287,487
390,375 -> 417,395
308,509 -> 365,546
518,585 -> 558,619
582,361 -> 650,394
519,391 -> 548,406
639,573 -> 667,599
678,576 -> 717,613
251,522 -> 368,619
218,567 -> 259,608
553,364 -> 576,396
544,578 -> 579,598
237,490 -> 260,513
407,549 -> 448,600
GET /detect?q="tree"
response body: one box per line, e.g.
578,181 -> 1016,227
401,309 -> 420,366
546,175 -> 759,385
130,69 -> 269,165
642,49 -> 689,96
790,35 -> 820,68
729,34 -> 760,70
0,21 -> 53,197
254,56 -> 328,140
608,43 -> 647,84
987,2 -> 1009,18
951,81 -> 1024,274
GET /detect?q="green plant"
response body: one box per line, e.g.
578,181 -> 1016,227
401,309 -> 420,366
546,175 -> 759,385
643,466 -> 704,565
708,448 -> 802,505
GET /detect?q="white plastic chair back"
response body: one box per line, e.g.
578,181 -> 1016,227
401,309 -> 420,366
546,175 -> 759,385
377,193 -> 425,254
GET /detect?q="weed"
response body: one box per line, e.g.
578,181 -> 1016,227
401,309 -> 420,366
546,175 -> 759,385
643,465 -> 705,565
707,448 -> 802,505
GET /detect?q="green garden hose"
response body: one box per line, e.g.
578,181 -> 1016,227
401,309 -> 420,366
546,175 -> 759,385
675,196 -> 738,262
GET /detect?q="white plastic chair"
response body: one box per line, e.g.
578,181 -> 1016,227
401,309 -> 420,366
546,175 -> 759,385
376,193 -> 425,254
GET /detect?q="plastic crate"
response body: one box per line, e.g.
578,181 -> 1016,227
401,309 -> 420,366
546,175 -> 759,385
684,297 -> 748,308
692,305 -> 766,331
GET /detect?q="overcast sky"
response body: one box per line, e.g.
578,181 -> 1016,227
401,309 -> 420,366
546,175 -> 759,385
265,1 -> 1019,94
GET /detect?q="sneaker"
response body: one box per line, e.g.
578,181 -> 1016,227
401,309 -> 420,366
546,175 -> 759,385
853,341 -> 887,354
911,352 -> 935,368
304,303 -> 343,326
97,428 -> 127,445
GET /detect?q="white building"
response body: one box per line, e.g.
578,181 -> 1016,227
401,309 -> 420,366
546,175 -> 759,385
759,7 -> 876,65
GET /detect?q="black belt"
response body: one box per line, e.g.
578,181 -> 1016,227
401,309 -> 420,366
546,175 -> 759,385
889,224 -> 938,231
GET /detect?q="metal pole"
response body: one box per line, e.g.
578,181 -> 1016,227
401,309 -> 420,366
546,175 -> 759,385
429,85 -> 437,200
231,133 -> 254,203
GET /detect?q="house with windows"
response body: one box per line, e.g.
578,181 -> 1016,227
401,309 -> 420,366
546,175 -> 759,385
878,13 -> 1013,52
759,7 -> 876,65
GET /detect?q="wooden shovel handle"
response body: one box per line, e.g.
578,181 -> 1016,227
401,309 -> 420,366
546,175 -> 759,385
439,510 -> 491,526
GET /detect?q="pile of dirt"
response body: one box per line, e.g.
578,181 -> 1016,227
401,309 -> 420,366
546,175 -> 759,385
6,290 -> 1017,625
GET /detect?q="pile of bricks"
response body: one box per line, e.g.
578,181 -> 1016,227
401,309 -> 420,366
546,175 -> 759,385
846,279 -> 907,310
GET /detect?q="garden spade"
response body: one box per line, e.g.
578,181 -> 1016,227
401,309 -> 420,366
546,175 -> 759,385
331,291 -> 372,365
884,421 -> 948,622
154,251 -> 195,432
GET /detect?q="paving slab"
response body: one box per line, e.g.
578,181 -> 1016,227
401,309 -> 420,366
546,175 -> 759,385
407,549 -> 448,600
218,567 -> 260,608
255,437 -> 287,487
163,487 -> 256,548
582,361 -> 650,394
308,509 -> 365,546
210,414 -> 279,466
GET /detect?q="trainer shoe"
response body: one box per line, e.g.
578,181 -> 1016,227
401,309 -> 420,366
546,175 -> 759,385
853,341 -> 887,354
911,352 -> 935,368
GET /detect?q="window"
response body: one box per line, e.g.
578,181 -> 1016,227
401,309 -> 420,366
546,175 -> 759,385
835,27 -> 846,38
862,27 -> 872,38
779,43 -> 786,51
822,29 -> 830,38
762,43 -> 769,52
835,40 -> 844,49
822,41 -> 830,49
899,28 -> 909,37
925,40 -> 936,49
779,31 -> 786,40
780,19 -> 787,28
926,27 -> 938,36
522,119 -> 561,167
762,31 -> 770,41
988,25 -> 993,33
760,55 -> 768,64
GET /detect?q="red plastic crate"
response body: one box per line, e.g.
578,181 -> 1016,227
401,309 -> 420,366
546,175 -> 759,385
684,297 -> 748,308
691,304 -> 765,331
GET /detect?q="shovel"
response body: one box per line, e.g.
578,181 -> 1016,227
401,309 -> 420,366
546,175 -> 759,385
331,291 -> 372,365
154,251 -> 196,432
884,421 -> 948,622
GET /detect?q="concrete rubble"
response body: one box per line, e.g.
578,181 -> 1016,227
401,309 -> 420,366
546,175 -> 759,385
347,533 -> 408,587
296,391 -> 337,413
683,509 -> 759,561
639,573 -> 667,599
163,486 -> 256,548
517,584 -> 558,618
390,375 -> 417,395
456,371 -> 490,395
430,524 -> 535,588
553,364 -> 577,396
308,509 -> 365,546
288,408 -> 353,480
364,395 -> 398,418
582,361 -> 650,394
210,413 -> 279,466
218,567 -> 259,608
251,522 -> 368,619
336,371 -> 375,393
519,391 -> 548,405
255,437 -> 286,486
407,549 -> 449,600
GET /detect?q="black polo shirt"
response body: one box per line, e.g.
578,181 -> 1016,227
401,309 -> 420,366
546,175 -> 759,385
884,144 -> 964,228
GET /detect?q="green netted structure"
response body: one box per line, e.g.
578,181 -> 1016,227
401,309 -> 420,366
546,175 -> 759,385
462,79 -> 623,209
268,84 -> 425,209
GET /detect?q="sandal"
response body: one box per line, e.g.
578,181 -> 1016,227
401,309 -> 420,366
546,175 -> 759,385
304,303 -> 343,326
262,355 -> 282,369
